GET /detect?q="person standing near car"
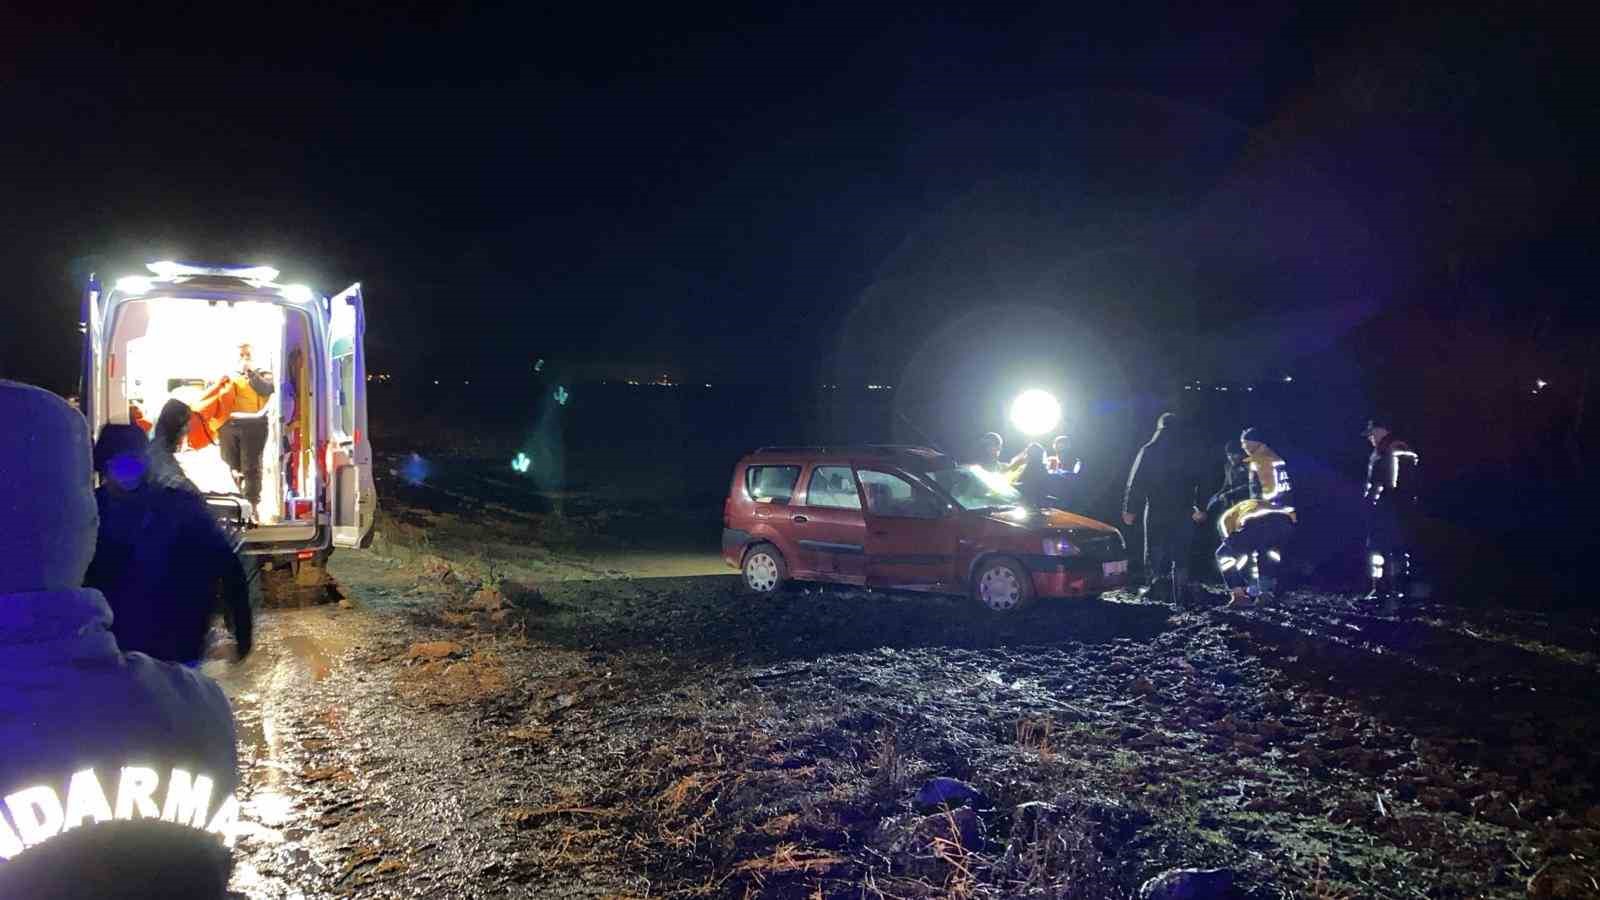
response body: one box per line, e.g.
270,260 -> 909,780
977,432 -> 1006,472
0,382 -> 241,898
1046,434 -> 1081,477
218,341 -> 273,515
1361,417 -> 1421,605
1216,427 -> 1297,607
1121,412 -> 1202,598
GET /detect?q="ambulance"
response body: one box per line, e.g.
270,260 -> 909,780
80,261 -> 376,601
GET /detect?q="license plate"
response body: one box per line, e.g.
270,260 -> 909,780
1102,560 -> 1128,577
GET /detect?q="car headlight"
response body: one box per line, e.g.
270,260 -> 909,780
1042,536 -> 1080,556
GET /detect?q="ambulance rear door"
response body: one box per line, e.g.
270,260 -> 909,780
328,283 -> 376,547
80,276 -> 106,427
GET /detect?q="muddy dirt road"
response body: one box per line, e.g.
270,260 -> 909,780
214,459 -> 1600,899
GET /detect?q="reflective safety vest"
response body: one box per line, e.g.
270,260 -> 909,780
1219,443 -> 1296,538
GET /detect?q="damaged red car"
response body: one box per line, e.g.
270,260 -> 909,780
723,445 -> 1129,612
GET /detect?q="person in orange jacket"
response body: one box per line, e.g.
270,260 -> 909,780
196,343 -> 274,509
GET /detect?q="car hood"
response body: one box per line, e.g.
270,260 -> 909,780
981,506 -> 1120,535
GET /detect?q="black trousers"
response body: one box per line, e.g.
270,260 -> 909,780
219,417 -> 268,505
1216,512 -> 1295,593
1144,509 -> 1194,586
1366,502 -> 1415,594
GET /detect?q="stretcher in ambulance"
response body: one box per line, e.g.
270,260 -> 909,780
80,262 -> 376,587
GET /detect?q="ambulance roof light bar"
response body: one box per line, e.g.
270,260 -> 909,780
146,260 -> 281,282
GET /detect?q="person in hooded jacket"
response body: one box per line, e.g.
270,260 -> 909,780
0,381 -> 240,899
1121,412 -> 1203,597
84,425 -> 253,667
1215,427 -> 1297,607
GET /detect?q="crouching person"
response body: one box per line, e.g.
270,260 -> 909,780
0,382 -> 241,899
1215,427 -> 1297,608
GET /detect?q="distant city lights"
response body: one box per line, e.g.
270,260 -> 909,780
866,384 -> 893,391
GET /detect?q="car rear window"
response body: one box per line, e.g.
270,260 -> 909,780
745,465 -> 801,503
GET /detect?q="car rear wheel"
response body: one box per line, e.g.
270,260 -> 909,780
973,556 -> 1033,613
742,544 -> 787,594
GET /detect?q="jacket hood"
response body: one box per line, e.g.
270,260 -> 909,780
0,381 -> 98,594
0,587 -> 119,673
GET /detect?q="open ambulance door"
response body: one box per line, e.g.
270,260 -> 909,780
329,283 -> 376,548
80,276 -> 105,427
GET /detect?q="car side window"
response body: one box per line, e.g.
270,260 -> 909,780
746,465 -> 801,504
806,466 -> 861,509
856,469 -> 941,519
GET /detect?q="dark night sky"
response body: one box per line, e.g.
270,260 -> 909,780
0,2 -> 1585,392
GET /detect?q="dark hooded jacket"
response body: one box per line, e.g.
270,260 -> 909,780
1122,419 -> 1201,518
84,480 -> 252,665
0,381 -> 238,898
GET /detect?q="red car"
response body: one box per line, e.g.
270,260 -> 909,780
722,445 -> 1129,612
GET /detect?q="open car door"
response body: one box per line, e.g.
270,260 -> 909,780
328,283 -> 376,548
857,467 -> 960,592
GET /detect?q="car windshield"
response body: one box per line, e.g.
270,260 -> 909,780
925,465 -> 1026,511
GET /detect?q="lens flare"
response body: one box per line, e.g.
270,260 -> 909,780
1009,389 -> 1061,436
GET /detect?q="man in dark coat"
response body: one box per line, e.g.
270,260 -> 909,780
0,381 -> 240,898
84,425 -> 252,666
1121,412 -> 1202,597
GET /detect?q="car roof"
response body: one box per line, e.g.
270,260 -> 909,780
744,445 -> 954,469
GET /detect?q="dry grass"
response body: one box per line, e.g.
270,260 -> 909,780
397,643 -> 511,706
1303,857 -> 1355,900
929,808 -> 978,900
732,843 -> 845,880
873,730 -> 907,792
504,804 -> 622,832
1016,718 -> 1057,761
656,771 -> 723,814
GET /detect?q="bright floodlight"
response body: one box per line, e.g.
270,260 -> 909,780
1010,389 -> 1061,436
115,276 -> 153,295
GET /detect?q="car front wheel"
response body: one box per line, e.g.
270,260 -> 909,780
742,544 -> 787,594
973,557 -> 1034,613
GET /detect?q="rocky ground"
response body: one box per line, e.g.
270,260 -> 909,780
217,454 -> 1600,899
